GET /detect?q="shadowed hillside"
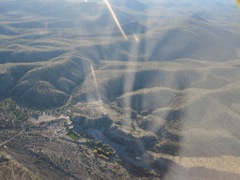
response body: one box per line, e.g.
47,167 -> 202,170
0,0 -> 240,179
0,56 -> 91,108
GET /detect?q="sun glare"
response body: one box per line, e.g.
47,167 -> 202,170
236,0 -> 240,8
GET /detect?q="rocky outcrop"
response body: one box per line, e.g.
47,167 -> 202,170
106,124 -> 157,150
71,115 -> 113,129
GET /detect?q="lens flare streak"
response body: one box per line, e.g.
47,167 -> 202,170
103,0 -> 128,40
91,65 -> 101,101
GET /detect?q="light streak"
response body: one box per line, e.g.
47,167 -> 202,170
103,0 -> 128,40
90,65 -> 102,101
133,34 -> 140,43
90,64 -> 105,113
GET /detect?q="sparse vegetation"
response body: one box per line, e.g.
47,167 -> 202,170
0,0 -> 240,179
0,98 -> 40,129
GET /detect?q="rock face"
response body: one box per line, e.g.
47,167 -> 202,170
106,124 -> 157,149
72,115 -> 113,129
72,114 -> 157,150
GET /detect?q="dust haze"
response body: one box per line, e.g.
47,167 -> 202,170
0,0 -> 240,179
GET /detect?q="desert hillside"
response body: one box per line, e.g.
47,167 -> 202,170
0,0 -> 240,179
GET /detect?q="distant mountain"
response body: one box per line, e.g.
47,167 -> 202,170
148,18 -> 240,61
109,0 -> 147,11
112,21 -> 147,35
121,21 -> 147,35
78,17 -> 240,62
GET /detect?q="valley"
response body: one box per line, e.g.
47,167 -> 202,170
1,0 -> 240,179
